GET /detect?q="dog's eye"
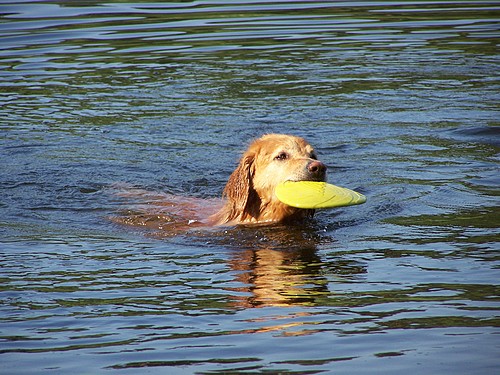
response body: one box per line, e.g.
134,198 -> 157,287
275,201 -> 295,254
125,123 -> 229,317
275,152 -> 288,161
310,153 -> 318,160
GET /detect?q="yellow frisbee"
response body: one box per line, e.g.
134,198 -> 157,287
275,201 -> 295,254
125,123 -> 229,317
275,181 -> 366,209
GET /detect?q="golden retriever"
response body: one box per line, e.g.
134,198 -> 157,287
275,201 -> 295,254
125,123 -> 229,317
114,134 -> 326,231
208,133 -> 326,225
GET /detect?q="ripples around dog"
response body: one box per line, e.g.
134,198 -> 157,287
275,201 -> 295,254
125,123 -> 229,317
1,1 -> 499,374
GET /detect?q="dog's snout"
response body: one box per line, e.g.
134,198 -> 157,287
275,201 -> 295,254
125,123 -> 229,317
307,160 -> 327,178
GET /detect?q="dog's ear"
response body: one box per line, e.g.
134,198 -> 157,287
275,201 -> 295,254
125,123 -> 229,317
223,152 -> 256,218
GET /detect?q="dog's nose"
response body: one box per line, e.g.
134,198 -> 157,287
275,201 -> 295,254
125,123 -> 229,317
307,160 -> 327,178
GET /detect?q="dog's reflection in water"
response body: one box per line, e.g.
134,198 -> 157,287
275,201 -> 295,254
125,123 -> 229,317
217,224 -> 366,308
228,245 -> 327,308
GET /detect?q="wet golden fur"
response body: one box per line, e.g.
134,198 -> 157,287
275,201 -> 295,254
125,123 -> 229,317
208,134 -> 327,225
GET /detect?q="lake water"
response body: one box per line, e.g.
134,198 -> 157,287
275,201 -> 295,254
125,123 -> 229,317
1,1 -> 499,374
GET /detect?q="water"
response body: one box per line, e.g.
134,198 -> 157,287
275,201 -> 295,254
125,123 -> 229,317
1,1 -> 499,374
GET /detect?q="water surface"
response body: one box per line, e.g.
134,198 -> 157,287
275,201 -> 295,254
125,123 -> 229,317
1,1 -> 499,374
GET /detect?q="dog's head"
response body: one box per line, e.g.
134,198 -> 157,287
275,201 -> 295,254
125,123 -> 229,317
221,134 -> 327,224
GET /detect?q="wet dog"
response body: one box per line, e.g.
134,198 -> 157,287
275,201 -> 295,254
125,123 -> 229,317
209,133 -> 326,225
114,134 -> 327,232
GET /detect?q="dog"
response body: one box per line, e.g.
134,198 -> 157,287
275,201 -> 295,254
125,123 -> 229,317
114,134 -> 327,232
208,133 -> 327,225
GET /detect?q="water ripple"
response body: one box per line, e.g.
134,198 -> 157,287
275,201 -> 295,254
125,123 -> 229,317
1,1 -> 499,374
